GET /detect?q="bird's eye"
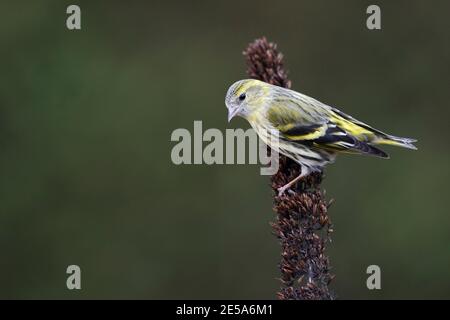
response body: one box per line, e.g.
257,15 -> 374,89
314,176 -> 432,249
238,93 -> 246,101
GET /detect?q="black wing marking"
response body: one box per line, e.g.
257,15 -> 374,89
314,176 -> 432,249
283,123 -> 323,136
312,125 -> 389,158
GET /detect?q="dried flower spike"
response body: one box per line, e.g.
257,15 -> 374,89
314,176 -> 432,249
243,37 -> 333,300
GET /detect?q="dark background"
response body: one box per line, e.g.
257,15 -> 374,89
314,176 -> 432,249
1,0 -> 449,299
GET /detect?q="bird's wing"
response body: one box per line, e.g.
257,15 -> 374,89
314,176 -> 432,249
266,98 -> 328,140
311,124 -> 389,158
267,100 -> 389,158
329,107 -> 388,140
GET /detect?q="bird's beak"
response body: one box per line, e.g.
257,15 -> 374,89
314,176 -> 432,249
228,107 -> 240,122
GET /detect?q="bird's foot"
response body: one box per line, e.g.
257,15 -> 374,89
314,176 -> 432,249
277,173 -> 306,196
277,185 -> 295,196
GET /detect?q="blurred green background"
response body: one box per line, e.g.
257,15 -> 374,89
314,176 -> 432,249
1,0 -> 449,299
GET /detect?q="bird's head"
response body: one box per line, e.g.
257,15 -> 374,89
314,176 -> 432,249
225,79 -> 269,122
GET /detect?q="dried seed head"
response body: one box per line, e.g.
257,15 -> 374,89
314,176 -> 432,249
244,37 -> 333,300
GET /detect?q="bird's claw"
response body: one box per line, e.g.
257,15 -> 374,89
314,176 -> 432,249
277,186 -> 293,196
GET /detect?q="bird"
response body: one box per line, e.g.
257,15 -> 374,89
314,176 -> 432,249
225,79 -> 417,196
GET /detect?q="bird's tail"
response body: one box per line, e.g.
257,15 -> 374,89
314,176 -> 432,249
375,134 -> 418,150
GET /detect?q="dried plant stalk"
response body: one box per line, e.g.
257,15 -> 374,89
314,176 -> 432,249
243,37 -> 334,300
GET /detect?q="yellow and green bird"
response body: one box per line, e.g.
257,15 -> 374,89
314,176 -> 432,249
225,79 -> 417,195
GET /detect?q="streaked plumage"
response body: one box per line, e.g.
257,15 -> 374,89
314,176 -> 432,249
225,79 -> 417,195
